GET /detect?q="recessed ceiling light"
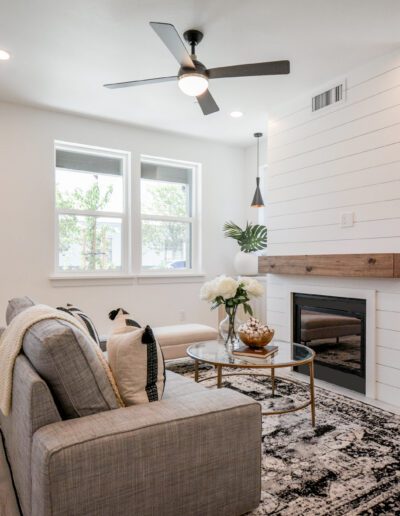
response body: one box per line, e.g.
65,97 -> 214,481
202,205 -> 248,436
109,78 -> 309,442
230,111 -> 243,118
0,49 -> 11,61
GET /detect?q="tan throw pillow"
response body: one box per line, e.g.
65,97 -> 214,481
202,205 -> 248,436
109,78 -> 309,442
107,309 -> 165,405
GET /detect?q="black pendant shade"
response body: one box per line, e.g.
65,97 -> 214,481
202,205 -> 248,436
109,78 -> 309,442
251,132 -> 264,207
251,177 -> 264,207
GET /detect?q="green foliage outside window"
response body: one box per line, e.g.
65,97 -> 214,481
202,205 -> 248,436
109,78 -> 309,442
57,176 -> 116,271
142,182 -> 189,267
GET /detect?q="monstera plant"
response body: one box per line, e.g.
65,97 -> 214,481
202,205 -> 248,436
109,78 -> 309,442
223,221 -> 268,275
223,221 -> 267,252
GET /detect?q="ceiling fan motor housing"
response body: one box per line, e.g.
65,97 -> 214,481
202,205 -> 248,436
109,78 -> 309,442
180,29 -> 207,81
178,59 -> 207,80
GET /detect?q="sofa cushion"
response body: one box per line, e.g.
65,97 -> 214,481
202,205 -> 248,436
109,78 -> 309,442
6,297 -> 122,419
154,323 -> 219,348
107,310 -> 165,405
6,296 -> 35,324
163,370 -> 205,399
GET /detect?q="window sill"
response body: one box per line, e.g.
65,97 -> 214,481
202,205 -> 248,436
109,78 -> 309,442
136,272 -> 206,285
49,272 -> 206,287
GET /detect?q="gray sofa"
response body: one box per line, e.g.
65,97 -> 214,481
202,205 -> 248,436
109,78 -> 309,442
0,307 -> 261,515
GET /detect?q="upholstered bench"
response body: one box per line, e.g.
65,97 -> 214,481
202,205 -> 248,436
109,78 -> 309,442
301,310 -> 361,344
101,323 -> 218,360
154,323 -> 219,360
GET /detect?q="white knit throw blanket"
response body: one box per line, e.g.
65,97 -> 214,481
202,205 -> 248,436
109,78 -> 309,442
0,304 -> 90,416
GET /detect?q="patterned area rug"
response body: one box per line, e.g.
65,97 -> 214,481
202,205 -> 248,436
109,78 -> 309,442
307,335 -> 361,374
167,360 -> 400,516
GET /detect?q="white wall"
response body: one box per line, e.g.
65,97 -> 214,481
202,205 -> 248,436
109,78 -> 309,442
265,49 -> 400,407
0,102 -> 246,333
267,48 -> 400,254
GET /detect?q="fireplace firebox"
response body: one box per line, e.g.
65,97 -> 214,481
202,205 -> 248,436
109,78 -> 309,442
293,293 -> 366,393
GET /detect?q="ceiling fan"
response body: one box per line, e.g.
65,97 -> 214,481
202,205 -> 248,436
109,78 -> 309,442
104,22 -> 290,115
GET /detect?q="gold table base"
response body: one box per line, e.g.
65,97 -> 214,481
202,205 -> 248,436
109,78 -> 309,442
194,360 -> 316,427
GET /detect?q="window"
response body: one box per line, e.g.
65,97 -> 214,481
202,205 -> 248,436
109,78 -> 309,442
54,144 -> 201,278
140,156 -> 199,272
55,142 -> 129,274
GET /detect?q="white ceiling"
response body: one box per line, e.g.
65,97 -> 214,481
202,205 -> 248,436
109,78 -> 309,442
0,0 -> 399,146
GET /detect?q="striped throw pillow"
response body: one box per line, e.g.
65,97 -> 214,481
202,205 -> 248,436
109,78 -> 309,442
57,304 -> 101,347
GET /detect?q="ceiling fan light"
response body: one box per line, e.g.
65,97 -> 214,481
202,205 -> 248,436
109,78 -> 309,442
178,73 -> 208,96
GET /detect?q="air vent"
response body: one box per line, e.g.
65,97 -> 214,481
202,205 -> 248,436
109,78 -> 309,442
312,83 -> 344,112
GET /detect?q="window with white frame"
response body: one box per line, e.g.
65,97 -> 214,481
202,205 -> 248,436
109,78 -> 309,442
55,142 -> 129,273
140,157 -> 199,272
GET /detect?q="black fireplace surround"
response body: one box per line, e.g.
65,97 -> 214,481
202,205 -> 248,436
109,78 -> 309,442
293,293 -> 366,393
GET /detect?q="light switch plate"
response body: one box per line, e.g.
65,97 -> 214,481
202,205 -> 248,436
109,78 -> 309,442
341,212 -> 354,228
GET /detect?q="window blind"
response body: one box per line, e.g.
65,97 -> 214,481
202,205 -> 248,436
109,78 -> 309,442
141,162 -> 191,184
56,149 -> 122,176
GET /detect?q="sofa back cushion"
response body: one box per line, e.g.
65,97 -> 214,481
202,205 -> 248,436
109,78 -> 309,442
23,320 -> 122,419
6,296 -> 35,324
6,297 -> 122,419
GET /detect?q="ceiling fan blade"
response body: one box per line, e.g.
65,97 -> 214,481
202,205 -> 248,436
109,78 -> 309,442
150,22 -> 195,70
104,76 -> 177,89
207,60 -> 290,79
196,89 -> 219,115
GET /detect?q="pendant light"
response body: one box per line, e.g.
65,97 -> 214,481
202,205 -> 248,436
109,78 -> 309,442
251,132 -> 264,207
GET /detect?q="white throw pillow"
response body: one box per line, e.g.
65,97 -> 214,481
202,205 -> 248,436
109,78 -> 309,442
107,309 -> 165,405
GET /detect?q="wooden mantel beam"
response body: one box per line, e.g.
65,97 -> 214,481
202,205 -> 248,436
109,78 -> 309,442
258,254 -> 400,278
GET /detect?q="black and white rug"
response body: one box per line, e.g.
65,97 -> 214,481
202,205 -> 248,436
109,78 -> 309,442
167,361 -> 400,516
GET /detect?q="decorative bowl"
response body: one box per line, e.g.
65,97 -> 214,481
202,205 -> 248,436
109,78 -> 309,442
239,329 -> 275,348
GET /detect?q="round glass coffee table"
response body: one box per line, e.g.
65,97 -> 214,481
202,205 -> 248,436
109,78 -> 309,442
187,340 -> 316,426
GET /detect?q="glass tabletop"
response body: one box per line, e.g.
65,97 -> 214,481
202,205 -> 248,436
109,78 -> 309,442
187,340 -> 314,368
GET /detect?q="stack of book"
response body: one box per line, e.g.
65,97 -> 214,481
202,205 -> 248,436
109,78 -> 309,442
232,345 -> 278,360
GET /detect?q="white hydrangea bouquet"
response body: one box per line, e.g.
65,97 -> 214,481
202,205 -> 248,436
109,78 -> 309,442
200,275 -> 264,343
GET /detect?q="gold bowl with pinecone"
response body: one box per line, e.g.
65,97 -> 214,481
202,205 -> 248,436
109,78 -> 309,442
238,317 -> 275,348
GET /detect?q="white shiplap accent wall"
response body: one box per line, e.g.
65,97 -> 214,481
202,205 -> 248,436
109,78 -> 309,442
265,49 -> 400,408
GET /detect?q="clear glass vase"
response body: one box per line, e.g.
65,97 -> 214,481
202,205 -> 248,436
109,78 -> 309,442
219,306 -> 241,345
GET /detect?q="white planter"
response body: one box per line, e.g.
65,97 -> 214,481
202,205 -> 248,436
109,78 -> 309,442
233,251 -> 258,276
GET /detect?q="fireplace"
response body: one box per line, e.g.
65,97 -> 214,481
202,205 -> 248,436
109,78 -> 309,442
293,293 -> 366,393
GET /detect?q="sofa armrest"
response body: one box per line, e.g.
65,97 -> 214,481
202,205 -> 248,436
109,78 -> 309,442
31,388 -> 261,516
